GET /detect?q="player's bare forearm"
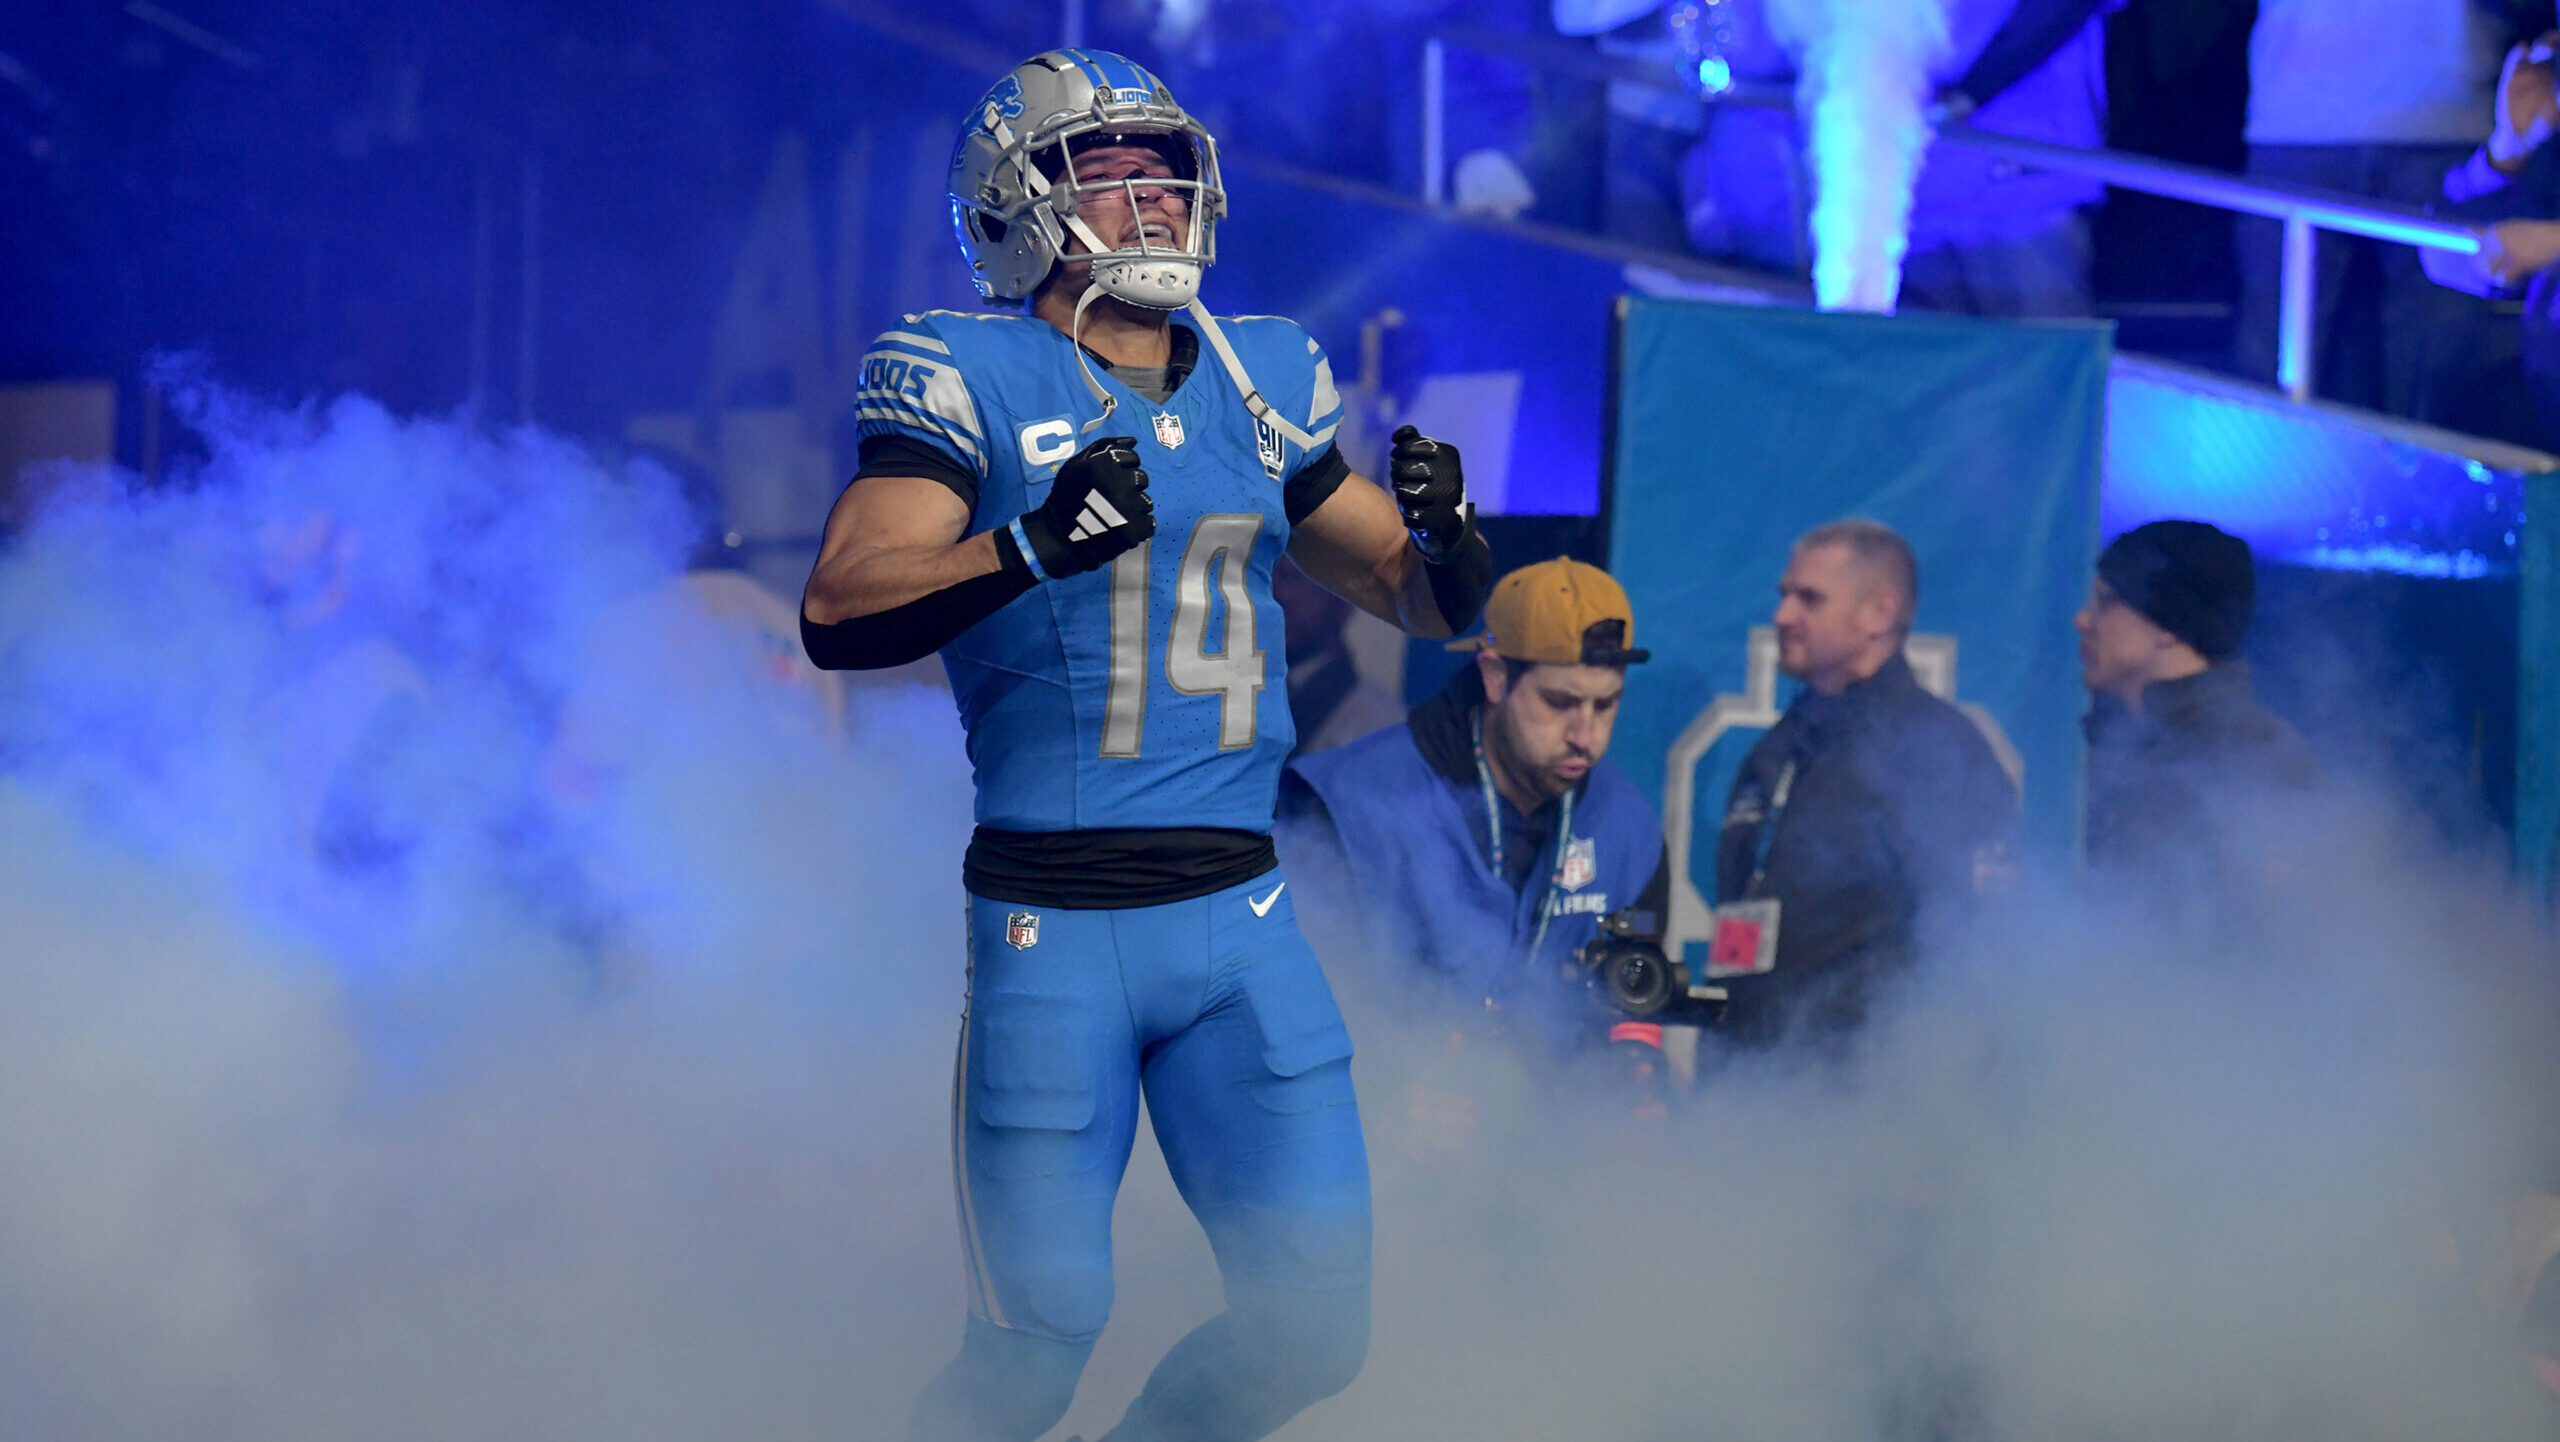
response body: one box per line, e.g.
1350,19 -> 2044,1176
804,531 -> 1004,623
1287,470 -> 1457,637
799,440 -> 1154,670
801,474 -> 989,624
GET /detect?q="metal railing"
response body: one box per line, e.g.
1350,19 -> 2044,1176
1419,30 -> 2486,404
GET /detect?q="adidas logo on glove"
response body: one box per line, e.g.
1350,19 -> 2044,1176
1066,490 -> 1132,544
1012,434 -> 1157,580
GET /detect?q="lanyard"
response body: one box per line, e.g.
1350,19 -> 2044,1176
1473,711 -> 1578,959
1744,759 -> 1798,896
1473,709 -> 1510,875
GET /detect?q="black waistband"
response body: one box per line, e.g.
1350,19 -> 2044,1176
964,826 -> 1277,909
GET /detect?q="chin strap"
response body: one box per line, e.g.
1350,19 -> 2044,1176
1066,281 -> 1121,436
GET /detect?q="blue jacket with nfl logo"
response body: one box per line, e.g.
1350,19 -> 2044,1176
1278,665 -> 1665,1048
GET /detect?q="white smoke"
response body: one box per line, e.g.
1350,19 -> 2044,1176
1254,821 -> 2560,1441
1765,0 -> 1951,312
3,380 -> 2556,1442
0,383 -> 978,1440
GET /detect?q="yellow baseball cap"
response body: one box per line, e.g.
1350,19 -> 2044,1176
1448,556 -> 1650,666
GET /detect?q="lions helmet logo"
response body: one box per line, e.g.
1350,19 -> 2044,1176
952,74 -> 1030,173
979,74 -> 1027,133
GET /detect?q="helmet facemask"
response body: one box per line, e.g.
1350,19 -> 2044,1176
947,50 -> 1318,456
1031,119 -> 1221,308
959,84 -> 1225,310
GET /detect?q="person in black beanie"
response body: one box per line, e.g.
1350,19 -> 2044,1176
2076,519 -> 2324,889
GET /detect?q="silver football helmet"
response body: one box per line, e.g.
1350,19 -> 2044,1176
948,48 -> 1226,309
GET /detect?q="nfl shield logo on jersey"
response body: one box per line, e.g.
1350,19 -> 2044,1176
1005,912 -> 1041,949
1559,837 -> 1597,891
1153,412 -> 1187,449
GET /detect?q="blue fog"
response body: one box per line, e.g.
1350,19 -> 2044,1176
0,383 -> 2553,1441
0,382 -> 980,1439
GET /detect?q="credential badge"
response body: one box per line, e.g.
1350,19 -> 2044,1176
1005,912 -> 1040,949
1560,837 -> 1596,891
1153,412 -> 1187,450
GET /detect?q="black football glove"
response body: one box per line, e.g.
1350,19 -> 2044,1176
1389,424 -> 1470,562
1016,434 -> 1155,578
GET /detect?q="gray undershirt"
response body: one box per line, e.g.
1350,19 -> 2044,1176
1106,362 -> 1175,405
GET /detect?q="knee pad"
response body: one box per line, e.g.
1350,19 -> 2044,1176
909,1318 -> 1092,1442
1006,1255 -> 1116,1343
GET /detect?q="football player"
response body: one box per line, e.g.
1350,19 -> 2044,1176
799,48 -> 1493,1442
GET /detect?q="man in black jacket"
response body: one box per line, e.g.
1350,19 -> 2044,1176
2077,519 -> 2324,893
1714,521 -> 2019,1049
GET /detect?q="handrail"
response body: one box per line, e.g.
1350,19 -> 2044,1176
1421,29 -> 2489,403
1938,127 -> 2479,251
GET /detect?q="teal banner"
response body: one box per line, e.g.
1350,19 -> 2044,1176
1605,298 -> 2109,963
2522,471 -> 2560,908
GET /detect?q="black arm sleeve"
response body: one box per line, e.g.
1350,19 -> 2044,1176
855,434 -> 982,515
1283,444 -> 1353,526
1422,522 -> 1495,635
799,529 -> 1035,671
1951,0 -> 2108,109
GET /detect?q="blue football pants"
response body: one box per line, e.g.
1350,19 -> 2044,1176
908,871 -> 1373,1442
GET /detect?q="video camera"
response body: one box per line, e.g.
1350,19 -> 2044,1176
1571,907 -> 1727,1027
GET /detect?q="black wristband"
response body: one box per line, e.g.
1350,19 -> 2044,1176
800,559 -> 1036,671
1421,522 -> 1494,636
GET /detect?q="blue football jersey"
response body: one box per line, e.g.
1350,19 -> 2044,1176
855,309 -> 1344,833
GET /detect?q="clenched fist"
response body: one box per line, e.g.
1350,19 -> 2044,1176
1389,424 -> 1470,562
1017,434 -> 1155,578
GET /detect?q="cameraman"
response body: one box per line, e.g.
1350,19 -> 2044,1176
1278,558 -> 1668,1052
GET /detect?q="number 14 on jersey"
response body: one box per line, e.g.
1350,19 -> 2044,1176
1100,513 -> 1267,758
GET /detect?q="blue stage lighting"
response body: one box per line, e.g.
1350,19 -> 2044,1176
2104,357 -> 2534,578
